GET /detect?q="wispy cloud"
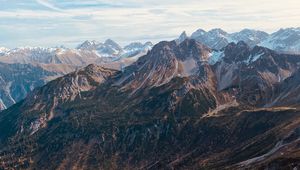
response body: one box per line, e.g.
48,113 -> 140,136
35,0 -> 64,12
0,0 -> 299,48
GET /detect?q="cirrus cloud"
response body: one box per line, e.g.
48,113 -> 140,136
0,0 -> 299,48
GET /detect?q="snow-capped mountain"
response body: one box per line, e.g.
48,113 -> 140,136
0,40 -> 153,110
0,40 -> 153,67
190,28 -> 230,50
77,39 -> 153,59
0,49 -> 90,110
77,39 -> 123,57
259,27 -> 300,54
230,29 -> 269,47
95,39 -> 123,57
187,27 -> 300,54
0,46 -> 105,68
76,40 -> 99,50
121,41 -> 153,60
0,47 -> 9,55
123,41 -> 152,52
189,28 -> 270,50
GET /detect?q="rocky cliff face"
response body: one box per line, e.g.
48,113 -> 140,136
1,39 -> 300,169
266,68 -> 300,107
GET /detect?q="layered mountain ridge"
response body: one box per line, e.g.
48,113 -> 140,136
1,27 -> 299,111
184,27 -> 300,54
1,39 -> 300,169
0,39 -> 153,110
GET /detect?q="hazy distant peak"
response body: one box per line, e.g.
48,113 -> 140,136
104,39 -> 121,48
177,31 -> 188,44
0,47 -> 10,54
208,28 -> 228,35
76,40 -> 99,50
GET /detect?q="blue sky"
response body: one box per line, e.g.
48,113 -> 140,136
0,0 -> 299,48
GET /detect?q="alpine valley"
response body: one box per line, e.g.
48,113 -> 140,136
1,26 -> 300,169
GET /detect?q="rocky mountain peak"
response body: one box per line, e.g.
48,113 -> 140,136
178,39 -> 211,60
177,31 -> 188,44
238,28 -> 268,35
223,41 -> 251,62
236,41 -> 249,47
104,39 -> 122,50
231,29 -> 269,47
76,40 -> 98,50
146,39 -> 210,62
117,39 -> 213,92
189,28 -> 230,50
276,27 -> 300,35
225,41 -> 250,51
144,41 -> 153,46
208,28 -> 228,36
123,42 -> 153,52
191,28 -> 206,38
124,42 -> 144,49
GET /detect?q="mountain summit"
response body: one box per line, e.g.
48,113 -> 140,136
177,31 -> 188,43
186,27 -> 300,54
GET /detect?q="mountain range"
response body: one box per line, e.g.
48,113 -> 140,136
1,38 -> 300,169
1,27 -> 300,111
187,27 -> 300,54
0,40 -> 152,110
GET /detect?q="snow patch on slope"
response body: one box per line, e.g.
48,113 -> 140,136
244,52 -> 264,64
0,47 -> 9,55
0,99 -> 7,110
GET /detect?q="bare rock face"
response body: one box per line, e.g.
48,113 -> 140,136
213,42 -> 300,106
22,64 -> 117,123
267,68 -> 300,107
1,39 -> 300,169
